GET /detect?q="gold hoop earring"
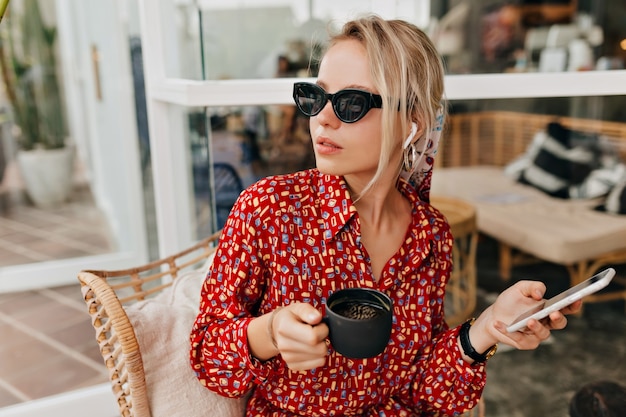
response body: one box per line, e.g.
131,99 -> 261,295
403,140 -> 421,172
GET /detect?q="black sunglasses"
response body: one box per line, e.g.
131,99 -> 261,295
292,82 -> 383,123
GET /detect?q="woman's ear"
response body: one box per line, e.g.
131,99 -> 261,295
403,122 -> 419,149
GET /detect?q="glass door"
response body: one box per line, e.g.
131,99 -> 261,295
0,0 -> 149,293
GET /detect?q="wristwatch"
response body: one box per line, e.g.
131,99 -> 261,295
459,318 -> 498,363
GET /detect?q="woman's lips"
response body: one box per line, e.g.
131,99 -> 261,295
315,137 -> 342,154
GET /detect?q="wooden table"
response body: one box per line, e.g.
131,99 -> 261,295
431,196 -> 479,327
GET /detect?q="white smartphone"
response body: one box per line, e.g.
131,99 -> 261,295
506,267 -> 616,333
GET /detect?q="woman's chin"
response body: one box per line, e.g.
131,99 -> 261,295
315,162 -> 344,177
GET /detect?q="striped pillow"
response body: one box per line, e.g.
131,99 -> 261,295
517,122 -> 601,198
604,180 -> 626,214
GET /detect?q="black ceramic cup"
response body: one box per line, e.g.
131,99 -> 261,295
324,288 -> 393,359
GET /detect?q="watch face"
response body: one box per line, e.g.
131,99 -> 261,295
484,344 -> 498,360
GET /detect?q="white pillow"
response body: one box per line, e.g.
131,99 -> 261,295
202,251 -> 216,275
125,267 -> 247,417
605,179 -> 626,215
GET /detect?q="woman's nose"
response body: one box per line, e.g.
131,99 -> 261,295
315,99 -> 340,126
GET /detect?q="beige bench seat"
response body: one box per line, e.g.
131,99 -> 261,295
432,166 -> 626,266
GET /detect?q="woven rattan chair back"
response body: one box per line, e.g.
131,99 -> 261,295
78,231 -> 221,417
439,111 -> 626,168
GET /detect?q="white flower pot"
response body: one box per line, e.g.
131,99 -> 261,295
16,146 -> 75,208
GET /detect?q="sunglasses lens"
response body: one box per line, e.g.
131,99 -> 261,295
295,84 -> 325,116
334,92 -> 368,123
293,83 -> 379,123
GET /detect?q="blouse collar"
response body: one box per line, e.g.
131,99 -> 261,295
314,171 -> 429,242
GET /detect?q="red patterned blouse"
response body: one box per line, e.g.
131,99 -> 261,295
190,169 -> 486,416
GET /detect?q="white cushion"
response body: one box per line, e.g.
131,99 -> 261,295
432,166 -> 626,265
125,260 -> 247,417
605,179 -> 626,215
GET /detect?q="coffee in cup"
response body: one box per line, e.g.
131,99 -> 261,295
324,288 -> 393,359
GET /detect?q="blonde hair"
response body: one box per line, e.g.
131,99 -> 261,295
327,15 -> 446,195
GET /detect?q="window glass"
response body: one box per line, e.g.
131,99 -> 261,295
190,104 -> 315,236
170,0 -> 430,80
431,0 -> 625,74
171,1 -> 626,79
0,0 -> 150,281
194,95 -> 625,238
449,95 -> 625,121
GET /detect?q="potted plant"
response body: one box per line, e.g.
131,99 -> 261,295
0,0 -> 74,208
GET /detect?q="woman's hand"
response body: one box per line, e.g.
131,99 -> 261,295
468,281 -> 582,355
271,303 -> 329,371
247,302 -> 329,371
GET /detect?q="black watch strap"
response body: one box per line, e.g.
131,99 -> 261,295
459,318 -> 497,363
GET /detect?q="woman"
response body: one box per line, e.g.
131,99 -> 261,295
190,15 -> 580,416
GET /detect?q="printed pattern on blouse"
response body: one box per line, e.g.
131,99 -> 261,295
190,169 -> 486,417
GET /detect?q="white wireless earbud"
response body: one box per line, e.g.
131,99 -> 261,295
403,122 -> 418,149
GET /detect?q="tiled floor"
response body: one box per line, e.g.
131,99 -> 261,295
0,187 -> 113,408
0,188 -> 114,267
472,240 -> 626,417
0,284 -> 109,406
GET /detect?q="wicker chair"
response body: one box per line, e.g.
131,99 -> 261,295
79,230 -> 485,417
78,231 -> 221,417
